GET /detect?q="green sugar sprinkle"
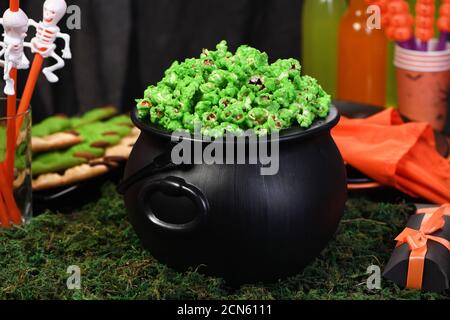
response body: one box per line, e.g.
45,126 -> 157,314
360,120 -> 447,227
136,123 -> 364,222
137,41 -> 331,137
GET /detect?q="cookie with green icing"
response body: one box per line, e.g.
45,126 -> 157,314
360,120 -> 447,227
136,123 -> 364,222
32,116 -> 132,176
32,107 -> 122,153
32,115 -> 72,138
70,106 -> 118,128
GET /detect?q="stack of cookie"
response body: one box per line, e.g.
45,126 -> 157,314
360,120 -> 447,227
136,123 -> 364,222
32,107 -> 140,191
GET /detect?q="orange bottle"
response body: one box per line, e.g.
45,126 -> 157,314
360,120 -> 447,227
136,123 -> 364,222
337,0 -> 388,106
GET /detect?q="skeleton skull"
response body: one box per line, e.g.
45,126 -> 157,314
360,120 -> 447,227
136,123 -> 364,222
43,0 -> 67,26
2,9 -> 28,38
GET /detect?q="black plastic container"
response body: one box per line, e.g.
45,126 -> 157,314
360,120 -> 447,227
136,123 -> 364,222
120,106 -> 347,284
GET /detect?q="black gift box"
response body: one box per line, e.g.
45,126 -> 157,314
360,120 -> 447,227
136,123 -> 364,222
383,206 -> 450,293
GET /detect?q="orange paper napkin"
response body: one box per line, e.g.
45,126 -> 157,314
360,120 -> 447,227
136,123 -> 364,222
331,108 -> 450,204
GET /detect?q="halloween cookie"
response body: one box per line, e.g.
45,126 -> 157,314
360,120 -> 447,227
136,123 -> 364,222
32,127 -> 140,191
70,106 -> 118,128
31,107 -> 120,153
32,115 -> 72,138
32,132 -> 82,153
32,164 -> 113,191
32,116 -> 133,176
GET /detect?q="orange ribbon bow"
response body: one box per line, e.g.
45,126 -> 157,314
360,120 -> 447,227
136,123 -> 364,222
395,205 -> 450,289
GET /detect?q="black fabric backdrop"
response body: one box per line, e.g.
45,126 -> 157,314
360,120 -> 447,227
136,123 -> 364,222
3,0 -> 303,122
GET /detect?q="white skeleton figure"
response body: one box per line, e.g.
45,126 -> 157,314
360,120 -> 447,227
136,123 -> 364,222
0,9 -> 30,96
28,0 -> 71,83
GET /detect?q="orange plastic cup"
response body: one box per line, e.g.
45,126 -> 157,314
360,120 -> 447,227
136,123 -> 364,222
394,40 -> 450,131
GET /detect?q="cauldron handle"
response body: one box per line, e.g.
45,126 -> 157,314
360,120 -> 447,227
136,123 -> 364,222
117,152 -> 189,195
138,177 -> 209,233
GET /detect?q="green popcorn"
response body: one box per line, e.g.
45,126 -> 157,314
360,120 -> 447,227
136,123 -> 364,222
180,81 -> 200,102
159,116 -> 171,128
304,85 -> 320,97
143,86 -> 157,102
271,58 -> 301,78
202,111 -> 219,127
216,40 -> 228,55
208,70 -> 227,87
194,101 -> 212,115
277,109 -> 296,126
285,59 -> 302,79
201,126 -> 225,139
200,56 -> 216,72
254,93 -> 271,107
150,106 -> 165,123
273,83 -> 296,107
268,63 -> 288,80
209,70 -> 239,88
221,84 -> 238,98
136,40 -> 331,137
159,117 -> 185,132
180,58 -> 200,77
235,45 -> 268,71
264,77 -> 278,92
224,71 -> 239,85
202,90 -> 220,105
220,122 -> 244,136
218,97 -> 237,109
167,60 -> 180,72
297,107 -> 317,128
200,82 -> 217,94
267,114 -> 286,131
292,74 -> 303,90
136,99 -> 152,119
166,106 -> 183,120
253,125 -> 269,137
229,65 -> 248,82
179,97 -> 194,113
266,101 -> 281,114
219,102 -> 246,125
163,70 -> 178,88
237,87 -> 255,104
166,120 -> 183,132
288,103 -> 303,118
247,107 -> 269,128
153,86 -> 174,106
182,113 -> 200,132
248,75 -> 265,91
316,95 -> 332,118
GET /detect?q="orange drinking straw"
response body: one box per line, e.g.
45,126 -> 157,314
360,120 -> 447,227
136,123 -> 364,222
0,0 -> 22,227
16,55 -> 44,134
6,0 -> 19,172
10,0 -> 19,11
4,69 -> 17,185
0,169 -> 21,224
0,193 -> 11,228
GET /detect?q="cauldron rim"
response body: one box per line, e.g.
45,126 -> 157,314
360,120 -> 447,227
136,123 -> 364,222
131,105 -> 340,143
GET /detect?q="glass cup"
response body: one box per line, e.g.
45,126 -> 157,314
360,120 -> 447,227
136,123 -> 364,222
0,99 -> 32,228
394,40 -> 450,132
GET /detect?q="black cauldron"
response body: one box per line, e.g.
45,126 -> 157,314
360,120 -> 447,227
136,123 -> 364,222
119,106 -> 347,284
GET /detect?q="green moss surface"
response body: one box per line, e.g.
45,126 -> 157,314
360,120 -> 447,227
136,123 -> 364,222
0,183 -> 448,300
